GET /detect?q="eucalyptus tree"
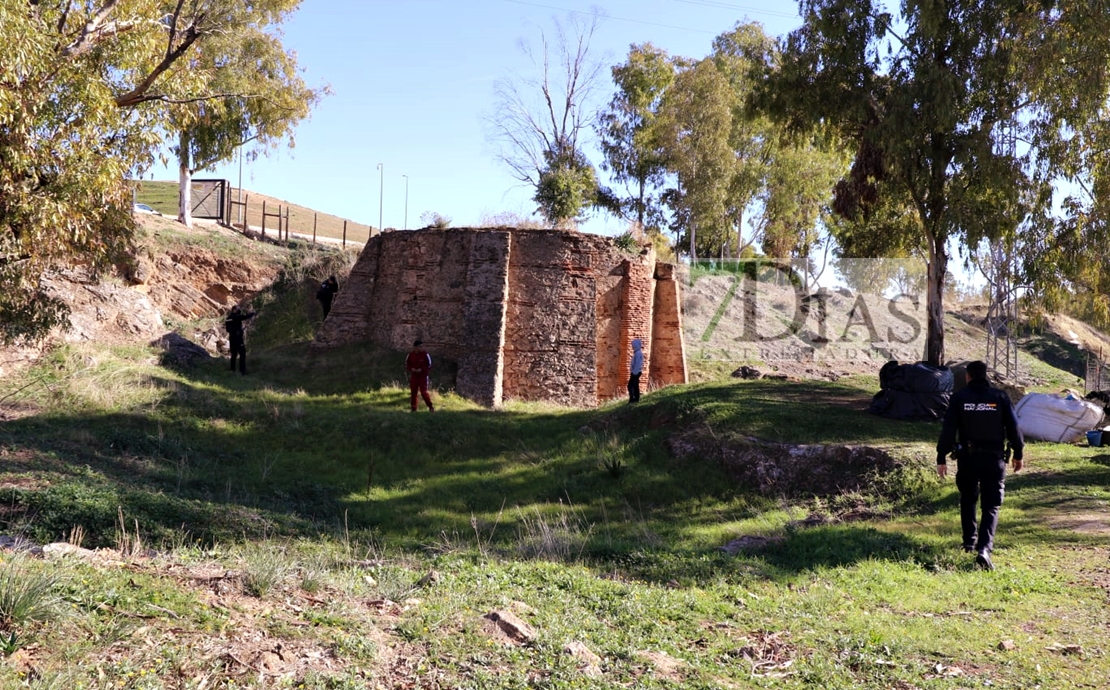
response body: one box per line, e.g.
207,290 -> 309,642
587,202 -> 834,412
1021,105 -> 1110,330
758,138 -> 845,260
1,1 -> 154,341
0,0 -> 317,342
655,58 -> 734,262
487,11 -> 606,226
710,23 -> 775,258
767,0 -> 1110,365
596,43 -> 675,231
170,14 -> 325,227
648,23 -> 846,264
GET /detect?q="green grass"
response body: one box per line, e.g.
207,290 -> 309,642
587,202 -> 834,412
3,231 -> 1110,687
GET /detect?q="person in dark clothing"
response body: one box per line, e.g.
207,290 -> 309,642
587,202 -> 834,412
225,304 -> 257,375
316,276 -> 339,318
628,338 -> 644,403
405,339 -> 435,412
936,360 -> 1025,570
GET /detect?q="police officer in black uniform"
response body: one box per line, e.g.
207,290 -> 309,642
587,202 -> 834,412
225,305 -> 257,375
936,360 -> 1024,570
316,276 -> 339,318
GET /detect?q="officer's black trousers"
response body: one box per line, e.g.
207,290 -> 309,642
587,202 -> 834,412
956,451 -> 1007,553
229,334 -> 246,374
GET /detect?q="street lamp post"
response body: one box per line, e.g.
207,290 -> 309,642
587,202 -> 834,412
376,163 -> 384,233
402,174 -> 409,230
237,146 -> 243,227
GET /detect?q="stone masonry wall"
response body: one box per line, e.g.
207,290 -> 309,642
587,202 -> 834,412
312,227 -> 684,407
502,231 -> 609,407
456,232 -> 511,406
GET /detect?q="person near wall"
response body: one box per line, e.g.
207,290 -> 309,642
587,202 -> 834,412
316,276 -> 339,318
935,360 -> 1024,571
405,339 -> 435,412
225,304 -> 258,375
628,338 -> 644,404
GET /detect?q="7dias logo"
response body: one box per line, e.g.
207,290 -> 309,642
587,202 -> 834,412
687,258 -> 928,366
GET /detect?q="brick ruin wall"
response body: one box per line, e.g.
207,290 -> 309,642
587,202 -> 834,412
312,227 -> 687,407
649,262 -> 687,387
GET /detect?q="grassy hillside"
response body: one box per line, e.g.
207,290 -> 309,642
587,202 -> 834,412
134,179 -> 375,245
2,226 -> 1110,688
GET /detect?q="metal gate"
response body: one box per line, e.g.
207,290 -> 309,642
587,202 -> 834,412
191,179 -> 229,224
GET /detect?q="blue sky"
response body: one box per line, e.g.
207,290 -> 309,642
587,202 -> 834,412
155,0 -> 805,235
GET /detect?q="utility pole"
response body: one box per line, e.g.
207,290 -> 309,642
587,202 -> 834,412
237,146 -> 243,227
377,162 -> 384,233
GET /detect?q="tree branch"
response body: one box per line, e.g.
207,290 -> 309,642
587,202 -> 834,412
56,0 -> 71,35
114,3 -> 207,108
61,0 -> 124,58
193,133 -> 261,171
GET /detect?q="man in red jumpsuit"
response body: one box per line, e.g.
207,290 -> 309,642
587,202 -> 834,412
405,339 -> 435,412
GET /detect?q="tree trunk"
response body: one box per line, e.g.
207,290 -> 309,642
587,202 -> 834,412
735,208 -> 743,258
177,132 -> 193,228
925,234 -> 948,366
637,177 -> 646,228
689,218 -> 697,266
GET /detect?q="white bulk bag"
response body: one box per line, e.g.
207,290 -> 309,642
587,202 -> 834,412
1014,392 -> 1105,444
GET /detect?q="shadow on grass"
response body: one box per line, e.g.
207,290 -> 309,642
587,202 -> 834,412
0,359 -> 631,549
5,345 -> 1107,582
761,524 -> 937,572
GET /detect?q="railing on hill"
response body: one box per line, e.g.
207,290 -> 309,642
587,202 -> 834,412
228,194 -> 248,230
260,200 -> 288,240
225,194 -> 361,249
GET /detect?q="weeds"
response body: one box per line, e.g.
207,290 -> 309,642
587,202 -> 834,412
0,631 -> 17,656
240,542 -> 292,597
585,432 -> 629,479
298,553 -> 330,594
115,508 -> 144,557
514,503 -> 593,561
0,556 -> 61,635
613,231 -> 639,252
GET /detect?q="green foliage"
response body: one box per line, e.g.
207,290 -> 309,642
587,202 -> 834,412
534,146 -> 599,226
0,0 -> 320,341
170,6 -> 327,223
612,231 -> 639,253
657,57 -> 735,261
767,0 -> 1110,365
582,432 -> 631,481
0,4 -> 144,343
598,43 -> 676,230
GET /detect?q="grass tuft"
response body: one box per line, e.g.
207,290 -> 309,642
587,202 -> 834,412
240,542 -> 293,597
0,556 -> 62,635
514,503 -> 594,561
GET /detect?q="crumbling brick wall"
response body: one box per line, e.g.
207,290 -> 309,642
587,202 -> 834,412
312,227 -> 686,407
649,262 -> 688,388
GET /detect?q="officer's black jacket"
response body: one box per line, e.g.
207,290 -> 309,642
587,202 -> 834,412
936,379 -> 1024,464
225,310 -> 256,338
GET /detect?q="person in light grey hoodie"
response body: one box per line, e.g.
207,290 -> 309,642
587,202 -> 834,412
628,338 -> 644,403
